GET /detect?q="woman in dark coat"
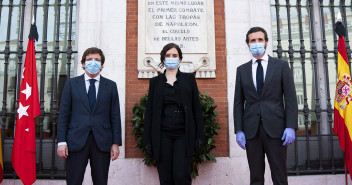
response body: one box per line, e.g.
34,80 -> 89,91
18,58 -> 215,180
143,43 -> 205,185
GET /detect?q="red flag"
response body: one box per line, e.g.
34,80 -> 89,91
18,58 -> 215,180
334,21 -> 352,181
11,24 -> 40,185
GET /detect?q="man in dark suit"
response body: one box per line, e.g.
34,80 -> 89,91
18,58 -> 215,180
57,47 -> 122,185
233,27 -> 298,185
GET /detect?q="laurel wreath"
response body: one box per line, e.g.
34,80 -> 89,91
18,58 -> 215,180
131,91 -> 220,179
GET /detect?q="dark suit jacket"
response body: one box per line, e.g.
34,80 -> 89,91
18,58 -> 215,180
233,56 -> 298,139
143,71 -> 205,161
57,74 -> 122,152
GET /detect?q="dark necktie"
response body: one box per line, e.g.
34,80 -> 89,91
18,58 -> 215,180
88,79 -> 97,111
256,59 -> 264,96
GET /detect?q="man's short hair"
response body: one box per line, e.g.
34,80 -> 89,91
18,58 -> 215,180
81,47 -> 105,66
246,27 -> 269,44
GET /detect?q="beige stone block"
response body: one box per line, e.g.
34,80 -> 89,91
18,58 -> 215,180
100,0 -> 126,23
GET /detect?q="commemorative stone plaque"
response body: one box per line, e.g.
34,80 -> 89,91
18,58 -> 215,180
146,0 -> 207,53
138,0 -> 216,78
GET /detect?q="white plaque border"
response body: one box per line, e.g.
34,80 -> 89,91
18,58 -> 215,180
138,0 -> 216,78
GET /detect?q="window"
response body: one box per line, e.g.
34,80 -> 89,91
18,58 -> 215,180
0,0 -> 77,179
271,0 -> 346,175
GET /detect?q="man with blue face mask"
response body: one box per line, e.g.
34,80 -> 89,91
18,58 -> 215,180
233,27 -> 298,185
57,47 -> 122,185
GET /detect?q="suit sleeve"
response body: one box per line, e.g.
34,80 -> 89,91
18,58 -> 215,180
233,67 -> 244,133
191,75 -> 205,141
282,62 -> 298,129
57,79 -> 72,143
143,78 -> 154,146
111,82 -> 122,145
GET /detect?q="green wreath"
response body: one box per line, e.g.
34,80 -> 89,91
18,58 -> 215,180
131,91 -> 220,179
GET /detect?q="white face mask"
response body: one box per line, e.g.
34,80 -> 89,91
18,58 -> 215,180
164,58 -> 179,70
249,43 -> 266,56
85,59 -> 101,74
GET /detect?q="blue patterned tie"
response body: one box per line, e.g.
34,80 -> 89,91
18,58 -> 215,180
88,79 -> 97,111
256,59 -> 264,96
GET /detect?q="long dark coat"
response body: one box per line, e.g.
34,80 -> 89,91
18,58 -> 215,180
143,70 -> 205,162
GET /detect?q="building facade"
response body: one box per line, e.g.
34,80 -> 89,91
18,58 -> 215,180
0,0 -> 351,184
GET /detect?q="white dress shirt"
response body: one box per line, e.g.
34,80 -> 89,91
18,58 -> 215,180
58,73 -> 101,146
252,53 -> 269,90
84,73 -> 100,98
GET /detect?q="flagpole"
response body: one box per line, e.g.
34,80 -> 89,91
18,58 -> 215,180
346,160 -> 348,185
12,10 -> 39,184
334,12 -> 352,185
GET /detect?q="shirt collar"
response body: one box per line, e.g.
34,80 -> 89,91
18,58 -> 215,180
84,73 -> 101,82
252,53 -> 269,64
162,68 -> 181,81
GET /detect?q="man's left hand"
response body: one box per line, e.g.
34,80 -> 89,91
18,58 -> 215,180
281,128 -> 295,146
110,144 -> 120,161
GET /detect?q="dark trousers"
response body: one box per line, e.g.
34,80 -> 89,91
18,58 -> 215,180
157,132 -> 192,185
246,121 -> 288,185
66,132 -> 111,185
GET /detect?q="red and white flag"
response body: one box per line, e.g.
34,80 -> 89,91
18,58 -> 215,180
11,24 -> 40,185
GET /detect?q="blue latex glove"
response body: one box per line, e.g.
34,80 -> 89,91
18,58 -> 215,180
236,131 -> 246,150
281,128 -> 295,146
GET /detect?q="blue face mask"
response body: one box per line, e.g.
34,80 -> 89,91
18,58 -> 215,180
249,43 -> 266,57
164,58 -> 179,70
85,59 -> 101,74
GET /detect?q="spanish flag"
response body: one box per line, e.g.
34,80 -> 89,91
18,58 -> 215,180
334,21 -> 352,180
0,128 -> 3,183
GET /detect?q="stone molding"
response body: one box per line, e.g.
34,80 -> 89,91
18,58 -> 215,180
137,0 -> 216,78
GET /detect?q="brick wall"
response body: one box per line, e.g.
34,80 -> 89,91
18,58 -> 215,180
125,0 -> 228,158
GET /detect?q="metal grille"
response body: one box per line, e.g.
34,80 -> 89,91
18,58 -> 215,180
0,0 -> 77,179
271,0 -> 351,175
